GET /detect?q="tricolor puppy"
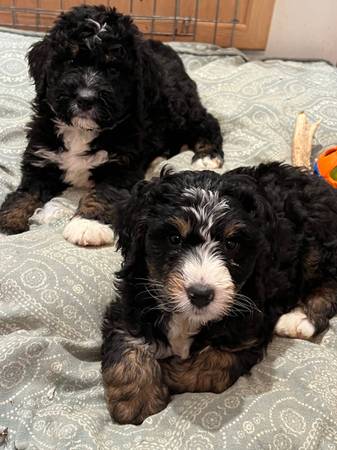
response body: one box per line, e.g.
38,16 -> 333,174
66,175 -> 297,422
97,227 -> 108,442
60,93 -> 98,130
0,5 -> 223,244
102,163 -> 337,425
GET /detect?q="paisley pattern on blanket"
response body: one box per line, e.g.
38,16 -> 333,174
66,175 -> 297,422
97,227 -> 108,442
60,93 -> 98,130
1,30 -> 337,449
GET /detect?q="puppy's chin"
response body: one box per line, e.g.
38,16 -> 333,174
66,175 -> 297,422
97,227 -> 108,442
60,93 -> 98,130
174,295 -> 234,327
71,116 -> 99,130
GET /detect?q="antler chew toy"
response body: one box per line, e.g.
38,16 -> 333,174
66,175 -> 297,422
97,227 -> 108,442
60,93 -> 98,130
292,112 -> 321,168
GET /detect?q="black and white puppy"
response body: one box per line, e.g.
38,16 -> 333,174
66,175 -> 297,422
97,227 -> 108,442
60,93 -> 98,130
0,5 -> 223,244
102,163 -> 337,425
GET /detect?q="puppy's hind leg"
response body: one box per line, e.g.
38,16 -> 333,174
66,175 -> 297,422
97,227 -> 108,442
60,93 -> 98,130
275,282 -> 337,339
189,112 -> 224,170
0,190 -> 43,235
304,282 -> 337,334
0,166 -> 65,235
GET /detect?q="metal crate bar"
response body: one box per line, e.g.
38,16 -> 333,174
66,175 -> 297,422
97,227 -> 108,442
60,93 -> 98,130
230,0 -> 240,47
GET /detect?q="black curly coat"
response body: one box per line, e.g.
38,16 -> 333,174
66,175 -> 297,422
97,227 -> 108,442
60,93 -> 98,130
0,5 -> 223,237
101,162 -> 337,425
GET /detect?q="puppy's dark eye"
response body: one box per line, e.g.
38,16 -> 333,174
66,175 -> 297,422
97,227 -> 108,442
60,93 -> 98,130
169,234 -> 182,245
224,238 -> 239,251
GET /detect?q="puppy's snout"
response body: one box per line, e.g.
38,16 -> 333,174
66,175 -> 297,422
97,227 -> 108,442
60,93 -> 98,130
186,283 -> 214,308
77,94 -> 95,111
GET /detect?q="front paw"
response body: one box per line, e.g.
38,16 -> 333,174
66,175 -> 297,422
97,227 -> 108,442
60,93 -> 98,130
108,383 -> 169,425
192,141 -> 224,170
0,210 -> 29,235
274,307 -> 316,340
63,217 -> 115,247
103,359 -> 170,425
192,155 -> 223,170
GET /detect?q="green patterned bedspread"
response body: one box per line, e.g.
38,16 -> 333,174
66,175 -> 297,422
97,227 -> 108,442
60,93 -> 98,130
0,29 -> 337,449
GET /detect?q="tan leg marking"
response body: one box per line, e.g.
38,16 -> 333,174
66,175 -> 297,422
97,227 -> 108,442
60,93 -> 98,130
160,347 -> 239,394
145,156 -> 167,180
0,192 -> 42,234
63,191 -> 115,246
103,347 -> 170,425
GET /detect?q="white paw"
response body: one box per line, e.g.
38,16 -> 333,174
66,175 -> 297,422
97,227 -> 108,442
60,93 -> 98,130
63,217 -> 115,247
192,156 -> 223,170
275,307 -> 316,340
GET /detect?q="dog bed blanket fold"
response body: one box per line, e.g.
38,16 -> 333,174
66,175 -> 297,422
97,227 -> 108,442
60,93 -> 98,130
0,30 -> 337,449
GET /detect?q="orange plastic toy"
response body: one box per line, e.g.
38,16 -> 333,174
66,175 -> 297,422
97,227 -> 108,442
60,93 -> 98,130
314,146 -> 337,189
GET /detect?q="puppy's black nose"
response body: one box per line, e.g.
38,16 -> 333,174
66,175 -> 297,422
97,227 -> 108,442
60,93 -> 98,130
76,95 -> 94,111
186,284 -> 215,308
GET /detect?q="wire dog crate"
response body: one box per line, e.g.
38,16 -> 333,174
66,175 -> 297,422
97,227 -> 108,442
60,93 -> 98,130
0,1 -> 275,49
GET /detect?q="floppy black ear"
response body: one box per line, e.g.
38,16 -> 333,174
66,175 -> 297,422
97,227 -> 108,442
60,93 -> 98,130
219,174 -> 276,230
114,180 -> 156,275
134,41 -> 160,133
115,181 -> 147,252
27,37 -> 52,97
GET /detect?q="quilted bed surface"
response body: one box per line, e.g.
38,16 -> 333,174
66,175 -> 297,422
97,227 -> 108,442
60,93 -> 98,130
0,29 -> 337,449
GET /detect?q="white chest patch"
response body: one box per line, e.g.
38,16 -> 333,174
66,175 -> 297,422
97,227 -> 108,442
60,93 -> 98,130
34,122 -> 108,189
167,314 -> 200,360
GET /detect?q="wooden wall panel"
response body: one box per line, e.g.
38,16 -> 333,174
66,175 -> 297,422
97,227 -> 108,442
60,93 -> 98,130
0,0 -> 275,50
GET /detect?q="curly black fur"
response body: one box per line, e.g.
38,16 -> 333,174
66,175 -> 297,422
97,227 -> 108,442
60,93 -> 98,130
102,162 -> 337,424
0,5 -> 223,235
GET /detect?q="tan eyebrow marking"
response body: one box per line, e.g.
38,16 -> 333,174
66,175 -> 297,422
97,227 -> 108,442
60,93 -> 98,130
224,222 -> 245,238
168,217 -> 191,238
